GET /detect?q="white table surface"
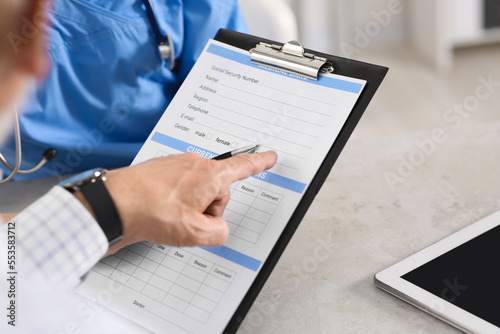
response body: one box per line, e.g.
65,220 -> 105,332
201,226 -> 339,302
1,121 -> 499,333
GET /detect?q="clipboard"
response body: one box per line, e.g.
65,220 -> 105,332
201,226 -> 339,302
215,29 -> 388,333
77,29 -> 388,334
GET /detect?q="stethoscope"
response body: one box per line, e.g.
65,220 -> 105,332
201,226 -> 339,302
0,106 -> 57,184
0,0 -> 174,184
142,0 -> 175,70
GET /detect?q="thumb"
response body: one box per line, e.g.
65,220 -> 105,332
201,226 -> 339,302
190,213 -> 229,247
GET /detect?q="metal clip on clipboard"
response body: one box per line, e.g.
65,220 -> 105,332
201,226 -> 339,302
250,41 -> 334,80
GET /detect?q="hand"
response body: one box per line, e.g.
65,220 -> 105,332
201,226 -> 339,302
103,151 -> 277,254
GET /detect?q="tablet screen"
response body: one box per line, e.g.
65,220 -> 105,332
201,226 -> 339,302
401,224 -> 500,327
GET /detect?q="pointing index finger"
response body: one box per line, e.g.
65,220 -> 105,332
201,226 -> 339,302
215,151 -> 277,186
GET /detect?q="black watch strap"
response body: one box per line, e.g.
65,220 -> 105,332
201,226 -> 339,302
80,180 -> 123,245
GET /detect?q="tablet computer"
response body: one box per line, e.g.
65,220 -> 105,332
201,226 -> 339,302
375,209 -> 500,334
77,29 -> 387,334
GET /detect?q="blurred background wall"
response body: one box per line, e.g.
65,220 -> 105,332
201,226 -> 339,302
241,0 -> 500,139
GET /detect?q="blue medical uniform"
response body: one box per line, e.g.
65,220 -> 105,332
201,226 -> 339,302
0,0 -> 247,179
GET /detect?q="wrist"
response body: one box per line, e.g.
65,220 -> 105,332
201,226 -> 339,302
73,191 -> 124,256
72,191 -> 96,220
101,169 -> 143,254
60,168 -> 123,247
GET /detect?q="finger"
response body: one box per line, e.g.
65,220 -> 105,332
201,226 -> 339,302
189,213 -> 229,247
215,151 -> 277,186
204,187 -> 231,217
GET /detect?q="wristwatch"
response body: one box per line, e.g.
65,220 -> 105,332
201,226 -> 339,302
60,168 -> 123,246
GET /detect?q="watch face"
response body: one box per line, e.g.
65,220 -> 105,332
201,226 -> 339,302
59,168 -> 104,188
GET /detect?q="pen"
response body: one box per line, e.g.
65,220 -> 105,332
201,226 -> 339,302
212,144 -> 260,160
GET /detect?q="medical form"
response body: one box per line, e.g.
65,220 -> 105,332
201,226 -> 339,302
77,39 -> 366,333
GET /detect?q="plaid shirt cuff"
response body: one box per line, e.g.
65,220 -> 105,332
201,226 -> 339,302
14,186 -> 108,290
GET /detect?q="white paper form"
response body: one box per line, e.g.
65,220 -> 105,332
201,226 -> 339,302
77,40 -> 366,334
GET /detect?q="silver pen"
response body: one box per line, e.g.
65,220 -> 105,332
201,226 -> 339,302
212,144 -> 260,160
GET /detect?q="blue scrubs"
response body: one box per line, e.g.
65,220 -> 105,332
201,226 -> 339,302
1,0 -> 247,179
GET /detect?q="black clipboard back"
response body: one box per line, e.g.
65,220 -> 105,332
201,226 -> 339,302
214,29 -> 388,333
